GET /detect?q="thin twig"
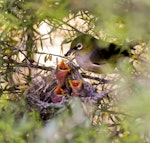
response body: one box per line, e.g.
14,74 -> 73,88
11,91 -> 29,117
3,59 -> 54,71
81,73 -> 109,83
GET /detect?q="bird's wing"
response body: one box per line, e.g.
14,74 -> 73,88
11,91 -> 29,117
89,46 -> 109,65
90,42 -> 131,65
89,39 -> 115,65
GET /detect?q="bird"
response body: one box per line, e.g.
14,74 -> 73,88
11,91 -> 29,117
69,79 -> 83,96
65,34 -> 133,73
55,60 -> 71,87
50,84 -> 65,103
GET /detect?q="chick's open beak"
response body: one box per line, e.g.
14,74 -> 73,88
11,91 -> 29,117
58,60 -> 70,71
69,80 -> 83,96
54,85 -> 64,97
51,84 -> 65,103
56,60 -> 70,86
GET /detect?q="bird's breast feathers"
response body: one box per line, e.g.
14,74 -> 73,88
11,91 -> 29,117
75,52 -> 104,73
75,51 -> 114,73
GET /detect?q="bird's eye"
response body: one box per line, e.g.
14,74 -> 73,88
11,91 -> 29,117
76,43 -> 83,50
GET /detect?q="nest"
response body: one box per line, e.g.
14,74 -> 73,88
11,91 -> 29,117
25,62 -> 110,120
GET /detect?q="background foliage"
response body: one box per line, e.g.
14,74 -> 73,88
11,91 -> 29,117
0,0 -> 150,142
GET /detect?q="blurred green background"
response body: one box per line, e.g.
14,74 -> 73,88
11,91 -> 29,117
0,0 -> 150,142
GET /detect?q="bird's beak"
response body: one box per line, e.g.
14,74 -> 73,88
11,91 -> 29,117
51,84 -> 64,103
57,60 -> 70,72
65,48 -> 75,56
55,60 -> 70,86
54,84 -> 64,97
69,79 -> 83,96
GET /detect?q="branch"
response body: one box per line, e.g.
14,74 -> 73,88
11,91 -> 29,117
3,58 -> 54,71
81,73 -> 109,83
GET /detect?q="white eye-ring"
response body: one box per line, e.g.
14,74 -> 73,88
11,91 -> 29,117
76,43 -> 83,50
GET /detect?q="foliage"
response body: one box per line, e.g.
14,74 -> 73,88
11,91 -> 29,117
0,94 -> 42,143
0,0 -> 150,143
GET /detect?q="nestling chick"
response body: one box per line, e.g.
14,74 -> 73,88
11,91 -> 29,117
55,60 -> 70,86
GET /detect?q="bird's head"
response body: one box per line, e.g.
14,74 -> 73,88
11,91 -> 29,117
65,34 -> 95,56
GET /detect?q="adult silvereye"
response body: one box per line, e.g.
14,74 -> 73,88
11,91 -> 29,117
65,34 -> 133,73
